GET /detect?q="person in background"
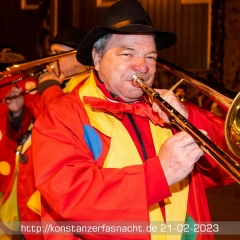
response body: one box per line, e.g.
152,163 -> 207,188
1,27 -> 90,240
0,45 -> 38,240
32,1 -> 238,239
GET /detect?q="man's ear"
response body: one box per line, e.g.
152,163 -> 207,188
92,49 -> 101,70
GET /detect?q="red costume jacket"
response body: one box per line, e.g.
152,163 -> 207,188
32,72 -> 236,240
0,74 -> 38,194
2,85 -> 65,240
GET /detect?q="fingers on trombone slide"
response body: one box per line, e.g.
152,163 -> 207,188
5,86 -> 23,104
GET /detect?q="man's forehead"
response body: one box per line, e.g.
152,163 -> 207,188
106,34 -> 156,49
111,33 -> 155,40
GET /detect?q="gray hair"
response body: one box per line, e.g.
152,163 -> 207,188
92,33 -> 113,62
92,33 -> 156,65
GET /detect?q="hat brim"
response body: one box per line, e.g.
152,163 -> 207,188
77,25 -> 177,66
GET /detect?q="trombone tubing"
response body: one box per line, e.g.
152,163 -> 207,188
0,50 -> 77,78
156,57 -> 238,111
132,74 -> 240,184
0,88 -> 38,104
0,69 -> 48,88
0,70 -> 91,103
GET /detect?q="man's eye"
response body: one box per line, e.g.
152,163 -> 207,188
147,56 -> 156,60
121,53 -> 131,56
146,56 -> 157,62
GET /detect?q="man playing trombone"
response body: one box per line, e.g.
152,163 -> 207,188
1,27 -> 91,240
0,45 -> 38,240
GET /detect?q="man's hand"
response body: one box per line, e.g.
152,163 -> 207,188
151,89 -> 188,124
38,71 -> 66,84
38,64 -> 66,84
6,86 -> 24,117
158,130 -> 206,185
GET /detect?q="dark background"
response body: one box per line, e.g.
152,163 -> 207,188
1,0 -> 240,239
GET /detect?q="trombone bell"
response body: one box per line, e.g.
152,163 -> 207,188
225,92 -> 240,157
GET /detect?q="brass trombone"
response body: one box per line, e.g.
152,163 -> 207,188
131,58 -> 240,184
0,88 -> 38,103
155,57 -> 240,159
156,57 -> 237,110
0,70 -> 91,103
0,68 -> 48,89
0,50 -> 77,80
0,50 -> 78,102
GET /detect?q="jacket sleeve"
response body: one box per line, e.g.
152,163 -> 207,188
184,102 -> 238,188
5,80 -> 64,141
5,75 -> 38,142
32,100 -> 171,230
27,82 -> 65,119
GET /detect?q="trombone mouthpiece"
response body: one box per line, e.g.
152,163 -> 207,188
131,73 -> 144,87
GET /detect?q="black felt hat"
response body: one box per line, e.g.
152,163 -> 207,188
77,0 -> 177,66
50,27 -> 86,49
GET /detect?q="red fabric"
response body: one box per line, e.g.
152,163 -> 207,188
184,102 -> 237,187
83,96 -> 165,126
0,74 -> 40,240
0,74 -> 37,194
3,81 -> 65,240
31,83 -> 238,240
184,102 -> 236,240
31,88 -> 169,239
27,85 -> 65,119
120,113 -> 169,217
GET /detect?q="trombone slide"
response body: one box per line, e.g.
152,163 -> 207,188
132,73 -> 240,184
0,88 -> 38,104
156,57 -> 240,159
0,69 -> 48,89
0,50 -> 76,79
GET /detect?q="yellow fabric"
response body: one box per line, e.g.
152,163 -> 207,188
150,122 -> 189,240
80,72 -> 189,240
0,193 -> 4,206
0,162 -> 10,176
0,154 -> 20,231
0,220 -> 16,240
26,70 -> 91,216
27,190 -> 41,215
165,178 -> 189,239
0,125 -> 33,231
62,66 -> 91,93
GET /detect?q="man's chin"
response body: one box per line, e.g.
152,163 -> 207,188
122,94 -> 144,103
